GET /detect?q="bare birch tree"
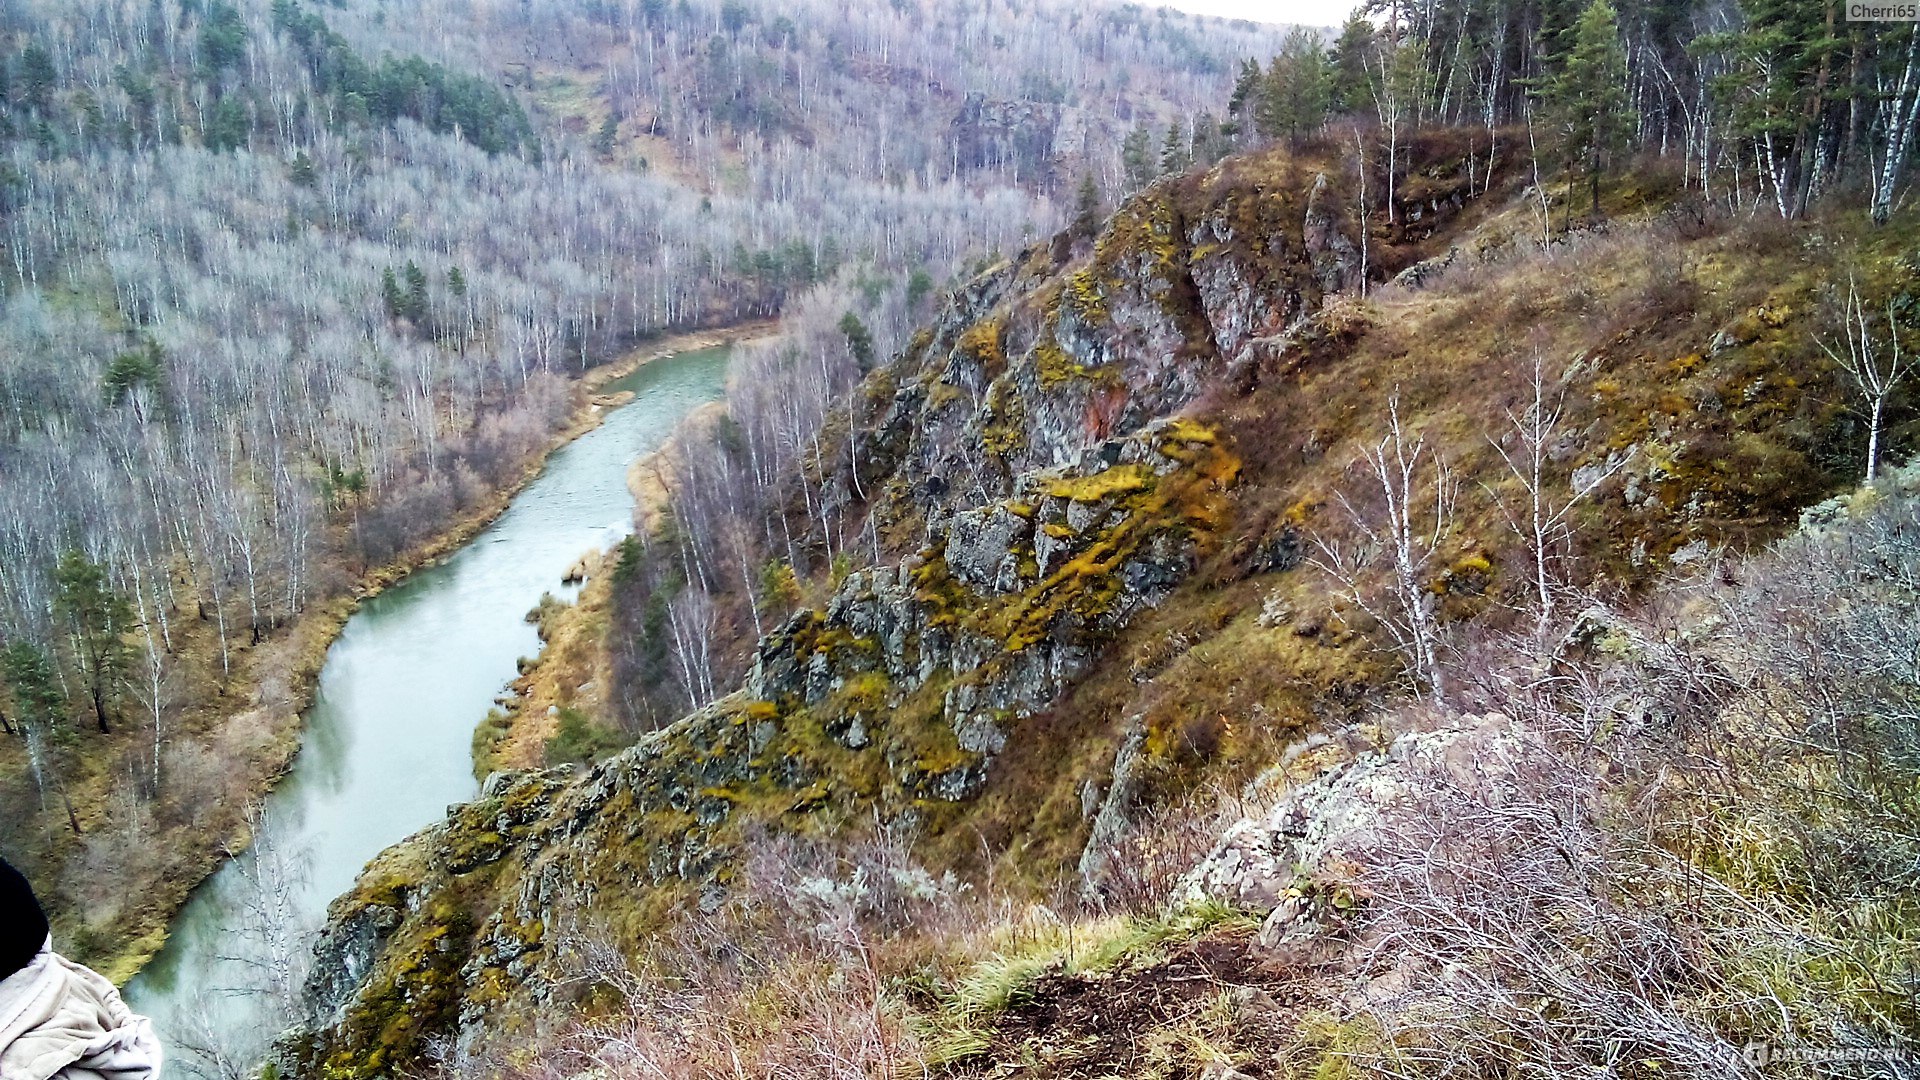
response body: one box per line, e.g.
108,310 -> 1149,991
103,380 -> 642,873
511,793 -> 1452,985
1312,394 -> 1457,706
1488,352 -> 1630,637
1819,275 -> 1913,484
174,806 -> 312,1080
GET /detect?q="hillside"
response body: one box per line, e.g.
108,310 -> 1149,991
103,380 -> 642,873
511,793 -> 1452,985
276,130 -> 1918,1077
2,0 -> 1917,1074
0,0 -> 1274,981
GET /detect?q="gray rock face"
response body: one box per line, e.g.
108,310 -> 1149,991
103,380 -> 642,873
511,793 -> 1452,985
301,891 -> 404,1027
1388,246 -> 1458,290
868,174 -> 1357,536
945,504 -> 1030,591
949,92 -> 1060,179
1182,715 -> 1526,912
751,420 -> 1229,801
1077,717 -> 1148,896
1304,173 -> 1362,295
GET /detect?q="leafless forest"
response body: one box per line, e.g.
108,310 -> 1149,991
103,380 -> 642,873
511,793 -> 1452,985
0,0 -> 1277,960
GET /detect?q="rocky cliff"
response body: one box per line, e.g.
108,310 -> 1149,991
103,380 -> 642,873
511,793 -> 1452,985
274,136 -> 1427,1076
278,132 -> 1883,1077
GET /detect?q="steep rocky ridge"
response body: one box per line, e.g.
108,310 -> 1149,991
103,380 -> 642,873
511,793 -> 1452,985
276,416 -> 1242,1075
859,141 -> 1429,545
278,135 -> 1902,1076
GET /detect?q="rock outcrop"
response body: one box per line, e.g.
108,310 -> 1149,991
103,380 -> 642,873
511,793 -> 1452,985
281,142 -> 1519,1077
1182,714 -> 1527,949
859,159 -> 1373,541
278,420 -> 1241,1078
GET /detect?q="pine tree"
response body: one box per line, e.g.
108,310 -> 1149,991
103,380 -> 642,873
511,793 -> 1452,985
1160,119 -> 1190,175
403,260 -> 429,322
205,96 -> 250,152
199,1 -> 250,74
1226,58 -> 1261,136
380,267 -> 404,317
1540,0 -> 1632,216
102,341 -> 163,408
1190,112 -> 1225,167
18,44 -> 55,111
1259,29 -> 1331,144
905,268 -> 933,309
1327,14 -> 1375,112
54,552 -> 133,735
1,639 -> 65,735
1073,173 -> 1102,241
1121,127 -> 1156,189
290,150 -> 317,187
839,312 -> 875,370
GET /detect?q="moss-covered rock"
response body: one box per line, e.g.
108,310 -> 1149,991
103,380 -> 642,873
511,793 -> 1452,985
287,135 -> 1673,1074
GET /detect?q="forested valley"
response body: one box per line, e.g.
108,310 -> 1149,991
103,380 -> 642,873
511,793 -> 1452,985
0,0 -> 1279,975
6,0 -> 1920,1074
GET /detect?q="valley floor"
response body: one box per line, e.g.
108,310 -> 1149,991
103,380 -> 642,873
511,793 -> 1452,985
0,322 -> 772,984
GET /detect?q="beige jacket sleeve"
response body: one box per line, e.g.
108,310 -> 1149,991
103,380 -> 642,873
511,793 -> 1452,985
0,939 -> 162,1080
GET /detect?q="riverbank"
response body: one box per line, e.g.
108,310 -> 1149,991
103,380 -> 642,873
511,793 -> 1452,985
471,387 -> 733,773
17,323 -> 772,986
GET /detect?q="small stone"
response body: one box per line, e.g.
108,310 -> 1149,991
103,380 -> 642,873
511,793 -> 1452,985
1255,589 -> 1294,629
1257,895 -> 1309,950
1080,779 -> 1103,820
1670,538 -> 1710,566
953,714 -> 1006,755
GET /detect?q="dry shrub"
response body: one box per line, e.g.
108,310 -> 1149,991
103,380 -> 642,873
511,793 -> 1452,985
1347,716 -> 1754,1078
1087,778 -> 1255,918
440,827 -> 973,1080
1611,229 -> 1703,334
1316,482 -> 1920,1078
1661,193 -> 1728,243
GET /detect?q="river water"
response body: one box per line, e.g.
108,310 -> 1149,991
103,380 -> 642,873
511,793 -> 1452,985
123,345 -> 730,1072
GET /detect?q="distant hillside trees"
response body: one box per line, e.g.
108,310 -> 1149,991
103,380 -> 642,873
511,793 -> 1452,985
272,0 -> 534,155
1222,0 -> 1920,223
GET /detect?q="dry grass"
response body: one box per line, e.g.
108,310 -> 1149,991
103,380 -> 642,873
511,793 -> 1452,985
935,199 -> 1890,911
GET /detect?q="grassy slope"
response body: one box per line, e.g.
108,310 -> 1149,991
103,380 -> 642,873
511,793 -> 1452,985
920,150 -> 1910,896
897,175 -> 1920,1078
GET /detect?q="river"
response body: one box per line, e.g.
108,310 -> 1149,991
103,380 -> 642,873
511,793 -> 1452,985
123,344 -> 731,1073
